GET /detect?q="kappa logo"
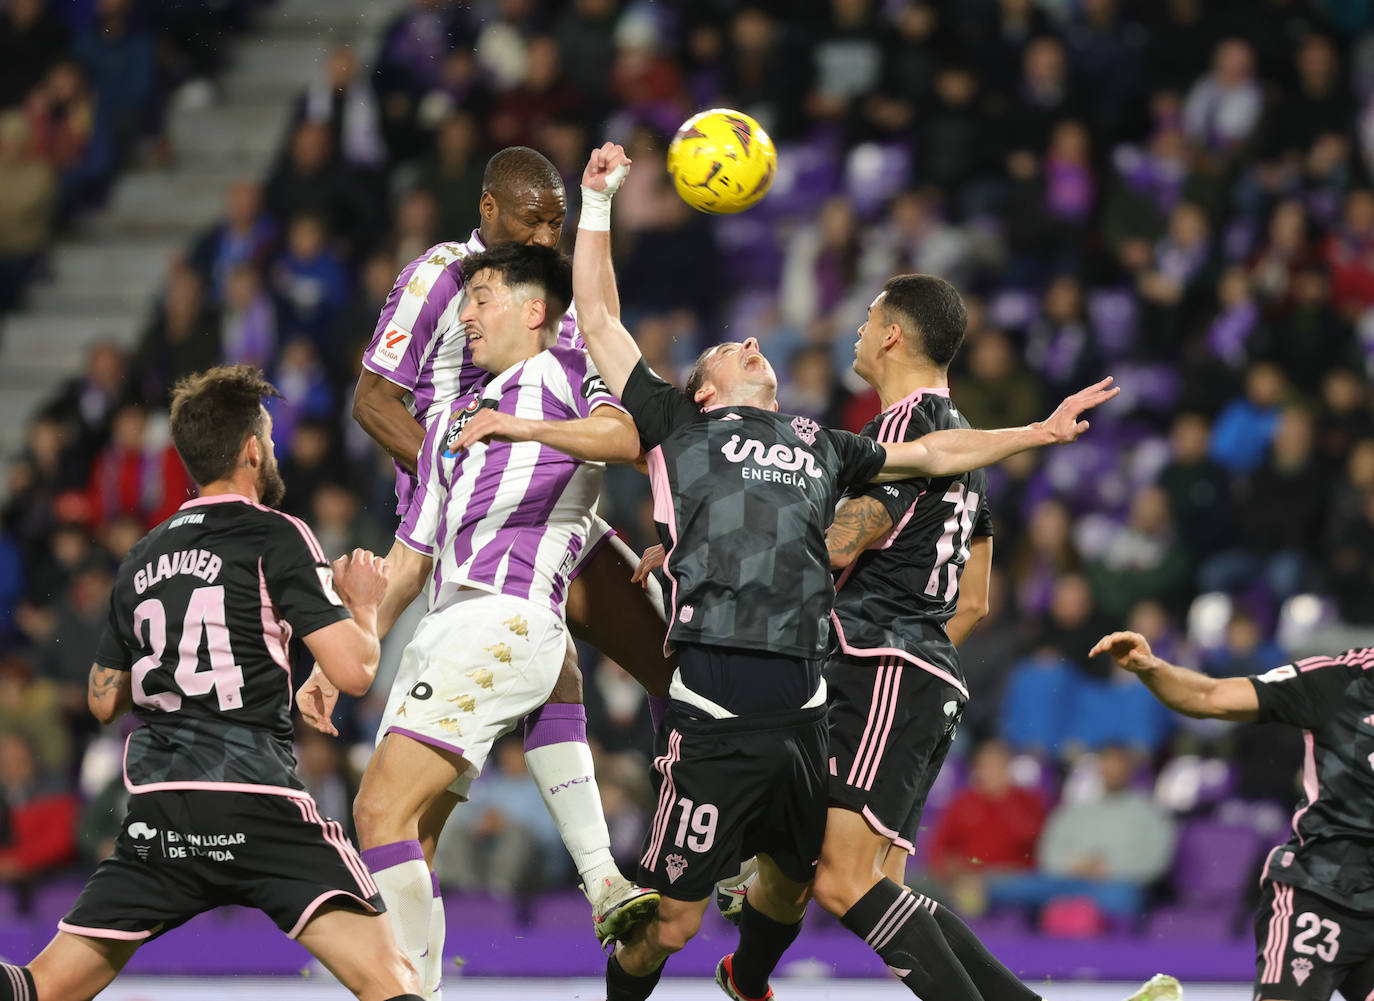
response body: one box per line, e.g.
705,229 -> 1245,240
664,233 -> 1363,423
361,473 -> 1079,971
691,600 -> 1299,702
448,694 -> 477,713
465,668 -> 495,690
487,642 -> 515,665
404,276 -> 430,303
503,615 -> 529,638
1291,957 -> 1313,986
790,416 -> 819,445
664,854 -> 689,883
438,717 -> 462,735
720,435 -> 823,478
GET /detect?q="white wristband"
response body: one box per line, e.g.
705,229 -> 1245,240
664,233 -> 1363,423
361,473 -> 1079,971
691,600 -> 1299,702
578,163 -> 629,231
579,186 -> 613,230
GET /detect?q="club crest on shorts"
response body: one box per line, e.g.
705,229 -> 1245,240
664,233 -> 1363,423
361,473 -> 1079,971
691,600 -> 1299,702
665,854 -> 689,883
503,615 -> 529,638
1291,957 -> 1313,985
465,668 -> 495,689
448,694 -> 477,713
487,642 -> 514,664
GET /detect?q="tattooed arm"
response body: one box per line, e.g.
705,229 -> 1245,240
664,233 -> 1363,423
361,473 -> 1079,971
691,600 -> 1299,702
88,663 -> 133,724
827,495 -> 896,570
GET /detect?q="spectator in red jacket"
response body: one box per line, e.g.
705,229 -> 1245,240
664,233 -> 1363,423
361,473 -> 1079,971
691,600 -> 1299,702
0,732 -> 78,887
84,401 -> 192,534
928,739 -> 1046,884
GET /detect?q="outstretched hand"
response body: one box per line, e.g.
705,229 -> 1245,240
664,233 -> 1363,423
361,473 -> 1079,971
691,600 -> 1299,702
1035,377 -> 1120,443
1089,630 -> 1155,674
450,410 -> 531,453
581,141 -> 632,194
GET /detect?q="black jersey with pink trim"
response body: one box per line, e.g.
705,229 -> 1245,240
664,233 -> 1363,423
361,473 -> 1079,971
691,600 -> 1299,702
828,388 -> 992,694
1249,648 -> 1374,909
620,360 -> 888,660
95,494 -> 351,793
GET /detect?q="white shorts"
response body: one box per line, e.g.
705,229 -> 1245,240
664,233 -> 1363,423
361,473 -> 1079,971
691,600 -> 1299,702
377,589 -> 567,798
568,514 -> 617,580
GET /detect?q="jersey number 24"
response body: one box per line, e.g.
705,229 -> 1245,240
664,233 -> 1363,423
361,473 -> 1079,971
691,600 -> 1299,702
130,586 -> 245,712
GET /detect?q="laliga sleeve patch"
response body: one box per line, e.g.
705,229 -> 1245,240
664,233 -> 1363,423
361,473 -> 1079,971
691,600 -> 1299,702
370,328 -> 411,371
1256,664 -> 1297,684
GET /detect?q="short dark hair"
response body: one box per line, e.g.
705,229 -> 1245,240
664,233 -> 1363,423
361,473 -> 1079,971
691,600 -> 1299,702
880,274 -> 968,367
462,242 -> 573,332
170,365 -> 281,487
684,345 -> 716,401
482,146 -> 564,199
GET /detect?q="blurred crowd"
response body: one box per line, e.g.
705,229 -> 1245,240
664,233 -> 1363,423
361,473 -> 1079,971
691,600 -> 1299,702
4,0 -> 1374,939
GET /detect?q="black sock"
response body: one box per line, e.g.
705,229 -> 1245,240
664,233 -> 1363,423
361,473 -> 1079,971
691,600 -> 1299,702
0,966 -> 36,1001
839,878 -> 982,1000
932,900 -> 1041,1001
606,951 -> 665,1001
731,896 -> 802,997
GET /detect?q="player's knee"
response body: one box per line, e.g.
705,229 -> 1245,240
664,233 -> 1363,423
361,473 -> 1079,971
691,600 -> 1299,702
352,789 -> 391,847
651,907 -> 704,954
811,860 -> 865,917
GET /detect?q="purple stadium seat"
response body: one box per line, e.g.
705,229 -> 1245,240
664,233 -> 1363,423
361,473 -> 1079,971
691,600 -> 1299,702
1170,817 -> 1264,906
1144,905 -> 1238,941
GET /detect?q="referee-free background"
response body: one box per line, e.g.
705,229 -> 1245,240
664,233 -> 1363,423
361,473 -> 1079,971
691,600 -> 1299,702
0,0 -> 1368,994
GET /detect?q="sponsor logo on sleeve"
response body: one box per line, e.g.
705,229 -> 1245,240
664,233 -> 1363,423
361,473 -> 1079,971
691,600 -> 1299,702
370,328 -> 412,371
1256,665 -> 1297,684
317,567 -> 344,606
582,373 -> 610,400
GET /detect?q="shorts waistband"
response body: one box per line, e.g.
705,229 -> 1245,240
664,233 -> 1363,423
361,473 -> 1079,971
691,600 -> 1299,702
665,703 -> 826,736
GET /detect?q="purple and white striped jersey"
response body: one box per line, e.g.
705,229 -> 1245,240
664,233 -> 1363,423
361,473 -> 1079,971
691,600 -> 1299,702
361,230 -> 582,514
396,344 -> 623,616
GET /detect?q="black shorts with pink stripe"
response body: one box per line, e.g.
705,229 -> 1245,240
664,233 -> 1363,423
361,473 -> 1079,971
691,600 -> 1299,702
1253,880 -> 1374,1001
825,654 -> 965,853
636,704 -> 828,901
61,789 -> 383,942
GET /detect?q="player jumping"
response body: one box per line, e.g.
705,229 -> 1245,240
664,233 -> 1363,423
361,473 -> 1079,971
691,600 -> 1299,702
452,142 -> 1119,1001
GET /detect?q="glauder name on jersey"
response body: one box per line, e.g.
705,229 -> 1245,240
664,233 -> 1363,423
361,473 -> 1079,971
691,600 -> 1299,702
721,434 -> 824,489
134,548 -> 224,594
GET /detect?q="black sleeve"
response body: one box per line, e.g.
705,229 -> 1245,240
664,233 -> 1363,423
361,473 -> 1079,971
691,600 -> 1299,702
972,469 -> 994,537
823,427 -> 889,494
1248,659 -> 1355,729
261,518 -> 352,639
619,359 -> 701,450
93,599 -> 132,672
844,409 -> 936,523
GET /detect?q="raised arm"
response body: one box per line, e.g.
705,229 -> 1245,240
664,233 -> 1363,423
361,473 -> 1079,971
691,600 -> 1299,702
1089,630 -> 1259,721
575,143 -> 643,398
448,403 -> 641,463
353,371 -> 424,474
872,377 -> 1119,481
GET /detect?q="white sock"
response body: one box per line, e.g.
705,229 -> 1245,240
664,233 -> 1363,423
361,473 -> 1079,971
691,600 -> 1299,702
524,706 -> 619,889
361,842 -> 432,983
426,878 -> 445,1000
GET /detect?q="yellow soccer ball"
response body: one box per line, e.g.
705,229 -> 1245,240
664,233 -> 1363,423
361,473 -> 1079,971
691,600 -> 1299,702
666,109 -> 777,215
